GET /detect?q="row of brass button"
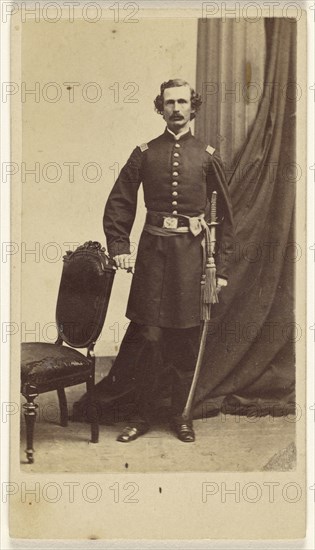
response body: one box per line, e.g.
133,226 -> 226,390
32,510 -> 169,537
171,144 -> 181,213
170,143 -> 182,214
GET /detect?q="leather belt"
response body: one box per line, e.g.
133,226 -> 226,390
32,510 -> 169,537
146,211 -> 190,229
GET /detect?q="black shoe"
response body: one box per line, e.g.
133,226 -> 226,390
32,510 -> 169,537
171,421 -> 195,443
116,424 -> 149,442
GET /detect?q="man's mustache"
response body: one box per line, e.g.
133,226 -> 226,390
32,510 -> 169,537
170,115 -> 184,120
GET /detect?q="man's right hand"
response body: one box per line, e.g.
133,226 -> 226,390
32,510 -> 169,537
113,254 -> 134,271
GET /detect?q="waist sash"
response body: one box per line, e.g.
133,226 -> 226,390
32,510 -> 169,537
144,210 -> 207,237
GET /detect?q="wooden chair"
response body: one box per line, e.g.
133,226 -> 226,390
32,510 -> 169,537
20,241 -> 116,463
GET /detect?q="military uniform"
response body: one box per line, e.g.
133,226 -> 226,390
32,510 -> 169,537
103,128 -> 234,424
104,128 -> 234,328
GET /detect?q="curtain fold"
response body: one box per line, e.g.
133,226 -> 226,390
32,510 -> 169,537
193,18 -> 297,416
196,18 -> 266,170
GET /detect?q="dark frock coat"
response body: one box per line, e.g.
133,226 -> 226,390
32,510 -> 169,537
104,129 -> 234,328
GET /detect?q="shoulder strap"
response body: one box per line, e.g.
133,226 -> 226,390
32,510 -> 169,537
139,143 -> 149,152
206,144 -> 215,155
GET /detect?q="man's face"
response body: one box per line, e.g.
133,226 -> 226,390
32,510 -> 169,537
162,85 -> 194,133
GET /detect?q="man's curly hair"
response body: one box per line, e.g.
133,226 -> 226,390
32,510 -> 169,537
154,79 -> 202,120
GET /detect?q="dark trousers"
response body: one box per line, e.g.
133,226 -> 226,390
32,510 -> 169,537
112,322 -> 200,427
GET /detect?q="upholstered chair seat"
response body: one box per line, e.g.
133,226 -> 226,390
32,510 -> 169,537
21,343 -> 91,392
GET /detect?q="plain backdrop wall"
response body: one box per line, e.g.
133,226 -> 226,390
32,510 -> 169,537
21,17 -> 197,355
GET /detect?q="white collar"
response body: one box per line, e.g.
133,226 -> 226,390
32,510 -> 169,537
166,126 -> 191,141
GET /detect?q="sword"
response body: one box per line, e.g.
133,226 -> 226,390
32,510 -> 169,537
182,191 -> 219,422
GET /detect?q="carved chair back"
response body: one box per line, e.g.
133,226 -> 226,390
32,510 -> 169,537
56,241 -> 116,349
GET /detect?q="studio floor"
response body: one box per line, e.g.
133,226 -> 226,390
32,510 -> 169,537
20,359 -> 296,473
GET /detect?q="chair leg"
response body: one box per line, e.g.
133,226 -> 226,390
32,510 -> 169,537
86,378 -> 99,444
22,387 -> 39,464
57,388 -> 68,427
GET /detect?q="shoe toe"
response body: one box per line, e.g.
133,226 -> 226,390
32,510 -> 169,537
116,425 -> 148,443
179,432 -> 195,442
117,433 -> 132,443
173,423 -> 195,443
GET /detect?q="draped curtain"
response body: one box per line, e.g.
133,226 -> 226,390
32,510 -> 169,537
193,18 -> 297,416
196,18 -> 266,171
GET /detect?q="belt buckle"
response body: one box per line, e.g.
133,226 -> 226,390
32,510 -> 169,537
163,216 -> 178,229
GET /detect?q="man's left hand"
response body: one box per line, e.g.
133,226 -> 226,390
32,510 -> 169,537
216,277 -> 227,293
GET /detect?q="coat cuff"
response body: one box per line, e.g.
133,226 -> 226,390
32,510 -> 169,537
107,240 -> 131,257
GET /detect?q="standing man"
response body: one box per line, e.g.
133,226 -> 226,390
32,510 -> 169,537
104,79 -> 234,443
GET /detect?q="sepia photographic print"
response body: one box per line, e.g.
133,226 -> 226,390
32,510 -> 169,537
4,0 -> 312,543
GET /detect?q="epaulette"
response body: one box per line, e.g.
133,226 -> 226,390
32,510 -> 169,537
206,144 -> 215,155
139,143 -> 149,152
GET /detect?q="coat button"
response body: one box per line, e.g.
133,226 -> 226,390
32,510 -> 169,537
173,161 -> 179,167
172,171 -> 179,177
172,191 -> 178,197
175,143 -> 180,148
172,210 -> 178,214
173,152 -> 180,158
172,181 -> 179,186
172,200 -> 178,206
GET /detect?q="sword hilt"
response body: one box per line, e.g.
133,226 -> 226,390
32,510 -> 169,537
208,191 -> 218,257
210,191 -> 217,224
